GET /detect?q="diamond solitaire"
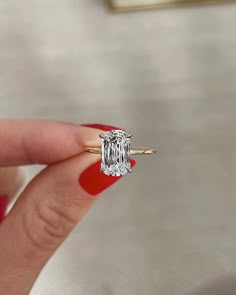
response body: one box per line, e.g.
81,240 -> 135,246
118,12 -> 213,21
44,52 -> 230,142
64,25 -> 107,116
85,129 -> 157,176
100,130 -> 131,176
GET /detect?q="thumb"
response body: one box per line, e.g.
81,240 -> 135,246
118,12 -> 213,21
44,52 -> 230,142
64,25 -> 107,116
0,125 -> 135,295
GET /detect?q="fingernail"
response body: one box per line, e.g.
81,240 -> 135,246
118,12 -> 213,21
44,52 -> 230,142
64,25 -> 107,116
0,195 -> 8,222
79,159 -> 136,196
81,123 -> 125,132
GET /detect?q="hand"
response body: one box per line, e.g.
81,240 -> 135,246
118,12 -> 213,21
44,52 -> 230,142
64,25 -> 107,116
0,119 -> 136,295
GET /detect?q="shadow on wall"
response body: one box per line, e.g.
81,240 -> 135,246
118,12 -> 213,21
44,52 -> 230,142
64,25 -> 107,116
186,273 -> 236,295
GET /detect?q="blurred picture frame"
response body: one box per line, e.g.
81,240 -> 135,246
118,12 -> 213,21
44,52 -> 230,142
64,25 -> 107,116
108,0 -> 233,11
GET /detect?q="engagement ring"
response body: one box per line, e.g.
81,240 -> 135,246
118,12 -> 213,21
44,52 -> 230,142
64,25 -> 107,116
85,130 -> 157,176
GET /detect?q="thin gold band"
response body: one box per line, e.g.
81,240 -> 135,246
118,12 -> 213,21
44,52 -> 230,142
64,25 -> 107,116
85,147 -> 157,155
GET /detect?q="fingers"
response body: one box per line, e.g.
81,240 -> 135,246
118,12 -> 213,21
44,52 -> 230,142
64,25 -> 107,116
0,151 -> 98,293
0,124 -> 136,294
0,119 -> 100,166
0,167 -> 25,201
0,167 -> 25,222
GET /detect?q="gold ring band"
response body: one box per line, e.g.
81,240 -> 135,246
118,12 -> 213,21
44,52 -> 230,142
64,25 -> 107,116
85,147 -> 157,155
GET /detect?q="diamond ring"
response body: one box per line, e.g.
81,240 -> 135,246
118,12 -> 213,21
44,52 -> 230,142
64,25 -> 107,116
85,130 -> 157,176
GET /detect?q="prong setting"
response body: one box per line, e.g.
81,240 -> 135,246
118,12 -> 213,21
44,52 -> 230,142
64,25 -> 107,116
99,133 -> 106,139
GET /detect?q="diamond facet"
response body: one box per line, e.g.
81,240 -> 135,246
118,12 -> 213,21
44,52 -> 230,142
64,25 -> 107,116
101,130 -> 131,176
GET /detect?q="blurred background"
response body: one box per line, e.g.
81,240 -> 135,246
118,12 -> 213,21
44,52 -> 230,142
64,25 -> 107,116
1,1 -> 236,294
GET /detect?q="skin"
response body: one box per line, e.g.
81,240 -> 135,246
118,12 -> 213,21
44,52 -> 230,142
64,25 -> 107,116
0,167 -> 24,202
0,119 -> 107,295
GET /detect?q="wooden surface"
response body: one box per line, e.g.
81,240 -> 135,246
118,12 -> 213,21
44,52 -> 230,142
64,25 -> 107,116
1,1 -> 236,294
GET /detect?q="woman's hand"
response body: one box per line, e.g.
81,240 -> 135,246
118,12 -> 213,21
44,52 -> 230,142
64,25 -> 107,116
0,119 -> 135,295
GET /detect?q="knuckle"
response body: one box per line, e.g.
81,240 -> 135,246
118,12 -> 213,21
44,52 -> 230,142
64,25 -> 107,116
22,201 -> 77,251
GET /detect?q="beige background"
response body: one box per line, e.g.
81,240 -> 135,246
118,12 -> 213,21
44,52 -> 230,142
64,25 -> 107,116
1,1 -> 236,294
109,0 -> 232,10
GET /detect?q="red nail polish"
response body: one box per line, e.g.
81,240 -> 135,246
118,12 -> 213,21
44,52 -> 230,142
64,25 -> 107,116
81,124 -> 125,132
0,195 -> 8,222
79,159 -> 136,196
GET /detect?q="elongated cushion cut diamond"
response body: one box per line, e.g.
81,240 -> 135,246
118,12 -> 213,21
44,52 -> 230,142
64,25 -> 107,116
101,130 -> 131,176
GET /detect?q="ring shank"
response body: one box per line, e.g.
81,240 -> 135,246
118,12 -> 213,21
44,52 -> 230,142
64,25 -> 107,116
85,147 -> 157,155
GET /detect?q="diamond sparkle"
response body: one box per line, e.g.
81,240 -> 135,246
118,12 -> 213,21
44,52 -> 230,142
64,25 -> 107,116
101,130 -> 131,176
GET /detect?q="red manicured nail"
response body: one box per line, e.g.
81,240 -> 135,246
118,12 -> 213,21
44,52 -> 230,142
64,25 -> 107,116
0,195 -> 8,223
79,159 -> 136,196
81,123 -> 125,132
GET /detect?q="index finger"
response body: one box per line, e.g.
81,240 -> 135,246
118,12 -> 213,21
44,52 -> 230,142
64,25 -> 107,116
0,119 -> 100,166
